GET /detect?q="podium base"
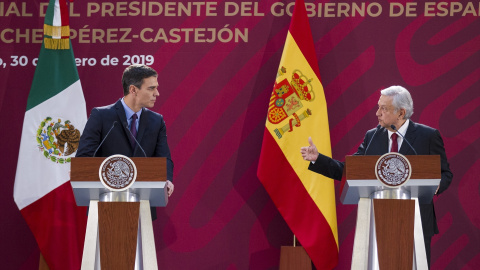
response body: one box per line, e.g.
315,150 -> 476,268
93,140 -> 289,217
81,198 -> 158,270
39,253 -> 50,270
351,197 -> 428,270
279,246 -> 312,270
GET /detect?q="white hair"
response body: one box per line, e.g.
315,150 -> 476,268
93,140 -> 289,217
380,85 -> 414,119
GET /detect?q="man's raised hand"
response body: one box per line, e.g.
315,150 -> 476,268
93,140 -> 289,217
300,137 -> 319,162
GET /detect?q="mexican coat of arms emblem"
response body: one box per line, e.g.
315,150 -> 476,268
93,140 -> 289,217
36,116 -> 81,163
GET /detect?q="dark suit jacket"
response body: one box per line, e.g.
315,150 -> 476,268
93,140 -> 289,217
309,121 -> 453,237
76,99 -> 174,219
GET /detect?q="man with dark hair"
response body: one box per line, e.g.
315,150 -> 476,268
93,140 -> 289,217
76,64 -> 174,219
121,64 -> 158,96
301,85 -> 452,268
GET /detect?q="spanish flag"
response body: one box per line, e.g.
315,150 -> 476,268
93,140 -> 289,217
257,0 -> 338,268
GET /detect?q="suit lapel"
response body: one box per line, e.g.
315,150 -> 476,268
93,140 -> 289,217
378,129 -> 389,154
114,99 -> 128,126
364,122 -> 417,156
134,108 -> 148,156
114,99 -> 132,148
369,128 -> 389,155
399,121 -> 417,155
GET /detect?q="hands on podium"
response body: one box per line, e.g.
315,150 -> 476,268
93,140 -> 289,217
300,137 -> 319,162
166,180 -> 174,197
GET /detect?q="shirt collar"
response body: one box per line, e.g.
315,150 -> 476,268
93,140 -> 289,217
387,119 -> 410,137
121,98 -> 142,120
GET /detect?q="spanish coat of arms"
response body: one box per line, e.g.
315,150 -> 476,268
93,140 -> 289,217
268,67 -> 315,139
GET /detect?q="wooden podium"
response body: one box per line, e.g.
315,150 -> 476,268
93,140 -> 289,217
71,157 -> 168,270
341,155 -> 440,270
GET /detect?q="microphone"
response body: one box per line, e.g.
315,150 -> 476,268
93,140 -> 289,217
364,125 -> 381,155
93,121 -> 118,157
390,124 -> 417,155
123,122 -> 147,157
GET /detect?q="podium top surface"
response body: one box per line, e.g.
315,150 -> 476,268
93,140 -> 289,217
70,157 -> 168,207
341,155 -> 441,204
70,157 -> 167,182
345,155 -> 440,180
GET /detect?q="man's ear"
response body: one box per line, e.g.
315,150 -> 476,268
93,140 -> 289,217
129,85 -> 136,95
399,108 -> 406,119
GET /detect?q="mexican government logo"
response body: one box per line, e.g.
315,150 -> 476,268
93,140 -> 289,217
268,67 -> 315,139
375,153 -> 412,187
99,155 -> 137,191
36,117 -> 81,163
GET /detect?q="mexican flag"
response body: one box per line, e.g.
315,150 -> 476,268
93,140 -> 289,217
13,0 -> 87,269
257,0 -> 338,268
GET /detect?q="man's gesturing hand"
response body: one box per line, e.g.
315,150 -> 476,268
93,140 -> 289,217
166,180 -> 174,197
300,137 -> 319,162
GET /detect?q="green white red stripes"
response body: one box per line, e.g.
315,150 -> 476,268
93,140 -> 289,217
13,0 -> 87,268
44,0 -> 71,50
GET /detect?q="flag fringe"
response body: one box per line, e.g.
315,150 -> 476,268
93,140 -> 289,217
44,38 -> 70,50
44,24 -> 70,38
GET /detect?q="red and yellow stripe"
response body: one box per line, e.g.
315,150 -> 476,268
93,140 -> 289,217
257,0 -> 338,268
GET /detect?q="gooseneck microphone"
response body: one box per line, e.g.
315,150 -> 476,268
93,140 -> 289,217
390,124 -> 417,155
93,121 -> 118,157
123,122 -> 147,157
364,125 -> 381,155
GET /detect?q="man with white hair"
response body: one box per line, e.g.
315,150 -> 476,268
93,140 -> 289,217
301,85 -> 453,268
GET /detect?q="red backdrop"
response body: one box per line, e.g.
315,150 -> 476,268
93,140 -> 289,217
1,1 -> 479,269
